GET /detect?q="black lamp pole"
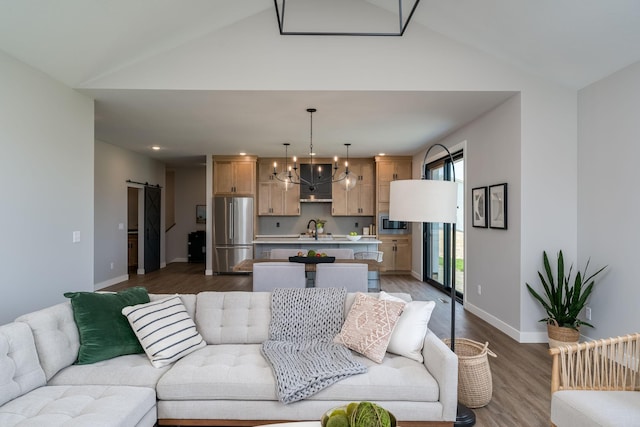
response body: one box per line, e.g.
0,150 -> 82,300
421,144 -> 475,427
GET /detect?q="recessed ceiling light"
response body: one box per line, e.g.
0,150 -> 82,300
378,152 -> 386,156
239,152 -> 247,156
151,146 -> 161,151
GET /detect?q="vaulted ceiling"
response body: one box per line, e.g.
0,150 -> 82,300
2,0 -> 639,165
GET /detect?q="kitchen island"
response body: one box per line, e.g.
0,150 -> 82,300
252,235 -> 382,291
252,234 -> 381,259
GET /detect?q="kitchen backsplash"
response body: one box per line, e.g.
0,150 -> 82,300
257,203 -> 374,236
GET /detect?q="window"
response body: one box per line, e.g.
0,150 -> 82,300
423,150 -> 464,299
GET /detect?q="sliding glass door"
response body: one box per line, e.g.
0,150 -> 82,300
423,151 -> 464,299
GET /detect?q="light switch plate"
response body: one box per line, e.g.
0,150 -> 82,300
72,231 -> 81,243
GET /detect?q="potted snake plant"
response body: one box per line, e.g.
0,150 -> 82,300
526,250 -> 606,348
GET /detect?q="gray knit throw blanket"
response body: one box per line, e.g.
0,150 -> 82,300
262,287 -> 366,404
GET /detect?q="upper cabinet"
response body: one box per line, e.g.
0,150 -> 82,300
257,159 -> 300,216
375,156 -> 412,214
213,156 -> 257,196
332,158 -> 375,216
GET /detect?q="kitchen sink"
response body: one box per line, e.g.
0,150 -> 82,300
298,235 -> 333,240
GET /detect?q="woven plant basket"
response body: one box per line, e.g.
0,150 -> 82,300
547,319 -> 580,348
443,338 -> 497,408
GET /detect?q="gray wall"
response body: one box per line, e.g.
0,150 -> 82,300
165,166 -> 207,263
0,51 -> 94,324
412,94 -> 523,334
94,140 -> 165,288
577,60 -> 640,339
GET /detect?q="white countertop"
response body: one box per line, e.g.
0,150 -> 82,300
253,235 -> 381,244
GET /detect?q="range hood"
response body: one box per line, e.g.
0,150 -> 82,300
299,163 -> 332,202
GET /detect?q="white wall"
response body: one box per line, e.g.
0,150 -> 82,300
577,60 -> 640,339
0,51 -> 94,324
94,140 -> 166,288
165,166 -> 206,263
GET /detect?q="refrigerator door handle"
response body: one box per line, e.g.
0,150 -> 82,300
228,202 -> 234,241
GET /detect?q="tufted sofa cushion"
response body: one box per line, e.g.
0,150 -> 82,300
156,343 -> 439,402
15,302 -> 79,381
195,292 -> 271,344
0,384 -> 156,427
0,323 -> 47,406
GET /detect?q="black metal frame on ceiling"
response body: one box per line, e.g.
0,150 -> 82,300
273,0 -> 420,37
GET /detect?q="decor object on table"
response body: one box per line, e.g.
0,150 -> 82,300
274,0 -> 420,37
443,338 -> 497,409
63,286 -> 150,364
488,183 -> 508,229
389,143 -> 476,426
288,255 -> 335,264
272,109 -> 355,191
346,233 -> 362,241
471,187 -> 487,228
526,250 -> 607,348
321,401 -> 397,427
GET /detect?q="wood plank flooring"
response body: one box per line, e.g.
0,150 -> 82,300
105,263 -> 552,427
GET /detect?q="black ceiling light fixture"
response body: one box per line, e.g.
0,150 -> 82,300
272,108 -> 355,192
274,0 -> 420,37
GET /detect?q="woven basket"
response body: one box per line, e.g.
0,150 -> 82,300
547,319 -> 580,348
443,338 -> 497,408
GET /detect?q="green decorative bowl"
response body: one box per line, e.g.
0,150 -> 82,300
321,402 -> 396,427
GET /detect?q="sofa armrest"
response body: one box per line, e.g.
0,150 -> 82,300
422,329 -> 458,421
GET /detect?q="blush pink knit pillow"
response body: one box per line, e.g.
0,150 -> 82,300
334,292 -> 405,363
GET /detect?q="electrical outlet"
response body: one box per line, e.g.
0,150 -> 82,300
110,262 -> 114,270
585,306 -> 592,321
477,285 -> 482,295
355,222 -> 359,228
276,222 -> 280,228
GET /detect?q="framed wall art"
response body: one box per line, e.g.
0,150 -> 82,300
489,183 -> 508,229
472,186 -> 488,228
196,205 -> 206,224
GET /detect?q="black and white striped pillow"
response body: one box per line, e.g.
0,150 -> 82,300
122,295 -> 205,368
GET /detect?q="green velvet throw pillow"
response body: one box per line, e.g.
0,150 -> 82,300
64,287 -> 150,364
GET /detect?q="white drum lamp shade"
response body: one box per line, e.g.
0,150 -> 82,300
389,180 -> 458,224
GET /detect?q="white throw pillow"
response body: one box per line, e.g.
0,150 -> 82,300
379,291 -> 435,363
122,295 -> 205,368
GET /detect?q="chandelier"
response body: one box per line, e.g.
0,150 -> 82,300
272,108 -> 356,191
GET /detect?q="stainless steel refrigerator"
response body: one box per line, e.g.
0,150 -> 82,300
213,196 -> 254,273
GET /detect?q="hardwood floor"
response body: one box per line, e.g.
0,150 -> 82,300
104,263 -> 552,427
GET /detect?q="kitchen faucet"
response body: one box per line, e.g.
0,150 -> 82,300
306,219 -> 318,240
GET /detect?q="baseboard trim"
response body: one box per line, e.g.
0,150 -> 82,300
168,258 -> 188,263
464,302 -> 547,343
205,269 -> 214,276
95,274 -> 129,290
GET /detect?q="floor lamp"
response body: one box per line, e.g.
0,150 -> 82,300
389,143 -> 475,427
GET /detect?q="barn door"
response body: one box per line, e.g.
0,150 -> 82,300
144,186 -> 161,273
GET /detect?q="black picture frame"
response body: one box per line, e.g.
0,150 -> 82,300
472,186 -> 488,228
489,183 -> 508,229
196,205 -> 206,224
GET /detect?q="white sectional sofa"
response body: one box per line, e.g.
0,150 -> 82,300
2,291 -> 458,427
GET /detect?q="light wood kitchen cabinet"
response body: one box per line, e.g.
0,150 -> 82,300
379,235 -> 411,272
257,159 -> 300,216
375,156 -> 412,214
332,158 -> 375,216
213,156 -> 257,196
